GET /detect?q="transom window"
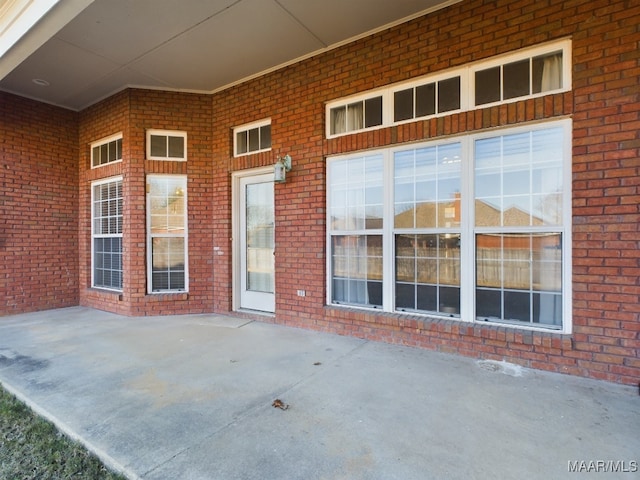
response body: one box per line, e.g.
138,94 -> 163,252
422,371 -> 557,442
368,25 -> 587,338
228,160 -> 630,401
393,75 -> 461,122
146,130 -> 187,161
329,95 -> 383,136
326,39 -> 570,138
234,119 -> 271,156
91,134 -> 122,168
473,49 -> 564,106
92,177 -> 123,291
327,120 -> 571,331
147,175 -> 188,293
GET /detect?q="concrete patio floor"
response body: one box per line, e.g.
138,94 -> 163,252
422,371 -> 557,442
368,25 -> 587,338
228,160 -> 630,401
0,307 -> 638,479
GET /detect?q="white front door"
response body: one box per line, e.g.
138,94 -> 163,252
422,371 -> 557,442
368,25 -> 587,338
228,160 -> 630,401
236,172 -> 275,313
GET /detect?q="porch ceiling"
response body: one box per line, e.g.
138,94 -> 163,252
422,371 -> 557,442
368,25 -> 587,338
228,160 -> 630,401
0,0 -> 458,111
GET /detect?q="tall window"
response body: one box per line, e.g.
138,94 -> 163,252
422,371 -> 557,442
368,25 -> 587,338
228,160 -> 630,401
327,120 -> 571,331
329,153 -> 384,307
474,127 -> 565,327
394,143 -> 462,315
92,177 -> 123,290
147,175 -> 188,292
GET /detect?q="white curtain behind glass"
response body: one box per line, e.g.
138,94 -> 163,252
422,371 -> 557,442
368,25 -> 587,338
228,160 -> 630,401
541,53 -> 562,91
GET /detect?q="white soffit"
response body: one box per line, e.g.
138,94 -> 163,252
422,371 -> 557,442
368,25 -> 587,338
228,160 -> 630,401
0,0 -> 461,111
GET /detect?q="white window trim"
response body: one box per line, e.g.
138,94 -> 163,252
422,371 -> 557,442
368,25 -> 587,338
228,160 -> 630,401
146,174 -> 189,294
90,132 -> 123,169
326,39 -> 571,139
469,39 -> 572,109
91,176 -> 123,292
326,119 -> 572,334
146,129 -> 187,161
233,118 -> 272,157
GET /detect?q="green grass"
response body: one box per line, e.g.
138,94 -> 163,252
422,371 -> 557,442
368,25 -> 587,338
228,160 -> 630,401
0,384 -> 128,480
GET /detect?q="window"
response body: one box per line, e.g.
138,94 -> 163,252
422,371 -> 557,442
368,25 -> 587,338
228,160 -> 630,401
393,75 -> 461,122
473,46 -> 566,106
329,153 -> 384,307
326,40 -> 570,138
92,177 -> 123,290
327,120 -> 571,331
147,175 -> 188,293
328,94 -> 383,136
91,134 -> 122,168
394,143 -> 462,315
234,119 -> 271,156
474,127 -> 565,327
146,130 -> 187,161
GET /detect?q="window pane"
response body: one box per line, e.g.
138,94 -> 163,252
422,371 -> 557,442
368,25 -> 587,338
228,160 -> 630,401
394,88 -> 414,122
475,67 -> 500,105
331,235 -> 382,307
148,177 -> 186,233
248,128 -> 260,152
152,237 -> 185,291
416,83 -> 436,117
438,76 -> 461,112
260,124 -> 271,149
364,96 -> 383,128
236,131 -> 248,154
150,135 -> 167,158
108,140 -> 117,162
347,102 -> 363,131
100,144 -> 108,165
330,106 -> 346,135
533,51 -> 562,93
116,138 -> 122,160
168,136 -> 184,158
395,234 -> 460,315
330,154 -> 383,231
476,233 -> 561,326
503,59 -> 530,99
394,143 -> 461,229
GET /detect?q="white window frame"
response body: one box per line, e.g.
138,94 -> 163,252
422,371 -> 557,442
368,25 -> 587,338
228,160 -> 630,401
90,133 -> 123,168
91,176 -> 123,292
325,39 -> 571,139
469,39 -> 571,108
390,70 -> 467,125
146,129 -> 187,161
233,119 -> 272,157
326,119 -> 572,333
326,92 -> 386,138
146,174 -> 189,293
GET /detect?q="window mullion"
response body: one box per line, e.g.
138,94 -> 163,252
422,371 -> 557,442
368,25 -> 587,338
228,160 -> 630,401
383,150 -> 394,312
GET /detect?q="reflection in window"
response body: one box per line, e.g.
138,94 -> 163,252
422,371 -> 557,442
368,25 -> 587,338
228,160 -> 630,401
330,154 -> 384,231
92,178 -> 123,290
476,233 -> 562,326
332,235 -> 383,307
475,127 -> 563,227
396,234 -> 460,315
147,175 -> 187,292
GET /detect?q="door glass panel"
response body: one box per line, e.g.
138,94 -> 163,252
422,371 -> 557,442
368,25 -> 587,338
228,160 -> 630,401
246,182 -> 274,293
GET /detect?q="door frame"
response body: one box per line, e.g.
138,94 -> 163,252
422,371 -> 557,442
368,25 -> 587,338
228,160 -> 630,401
231,166 -> 275,313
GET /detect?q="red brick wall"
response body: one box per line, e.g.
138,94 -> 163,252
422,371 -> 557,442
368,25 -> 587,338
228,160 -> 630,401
0,92 -> 79,314
207,0 -> 639,384
4,0 -> 639,385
